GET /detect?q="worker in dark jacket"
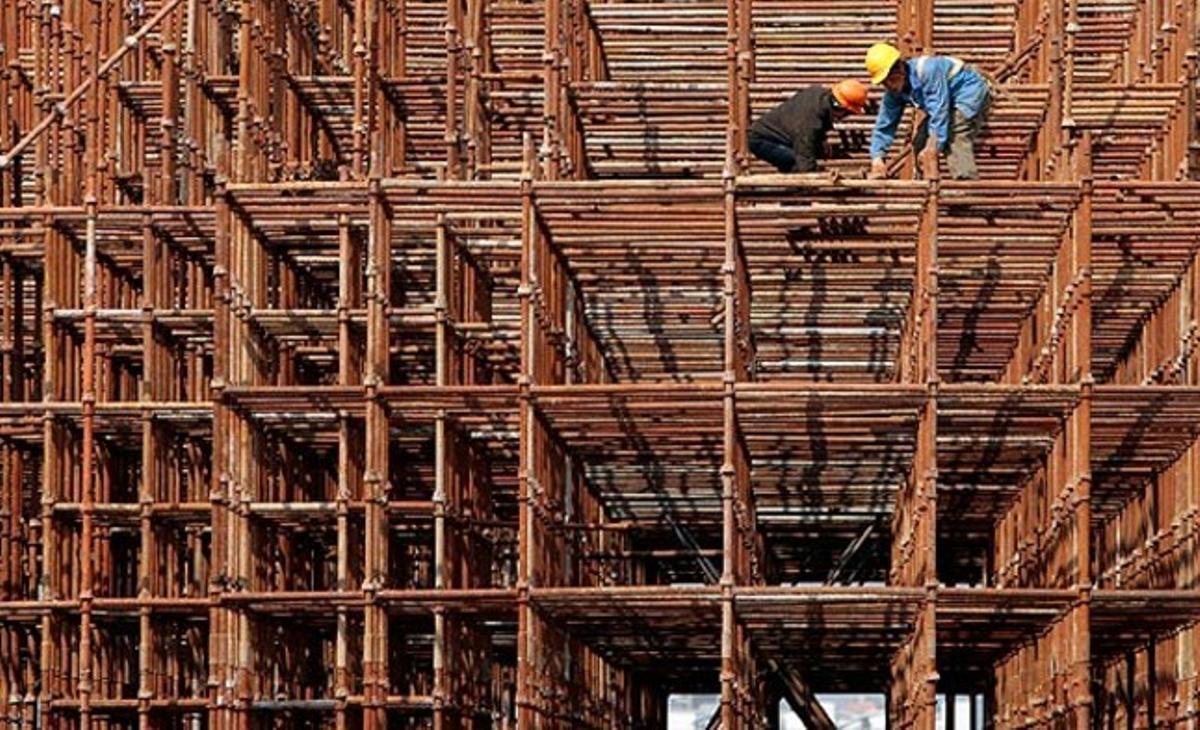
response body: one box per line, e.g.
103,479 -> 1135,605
749,80 -> 869,173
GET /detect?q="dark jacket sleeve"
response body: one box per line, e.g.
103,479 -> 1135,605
791,125 -> 825,172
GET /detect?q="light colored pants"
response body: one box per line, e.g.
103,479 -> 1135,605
913,92 -> 992,180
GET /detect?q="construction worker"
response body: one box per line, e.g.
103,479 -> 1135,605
749,80 -> 869,173
864,43 -> 992,180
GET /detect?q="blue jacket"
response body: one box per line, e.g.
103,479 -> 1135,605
870,56 -> 990,160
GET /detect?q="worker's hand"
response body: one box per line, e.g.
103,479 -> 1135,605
867,158 -> 888,180
918,140 -> 939,177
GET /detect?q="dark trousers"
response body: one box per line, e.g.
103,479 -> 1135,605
749,133 -> 795,172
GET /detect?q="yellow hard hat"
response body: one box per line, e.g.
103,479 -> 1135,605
865,42 -> 902,85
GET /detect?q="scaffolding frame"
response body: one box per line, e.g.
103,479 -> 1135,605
1,0 -> 1199,727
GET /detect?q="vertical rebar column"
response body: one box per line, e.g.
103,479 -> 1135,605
719,175 -> 737,729
335,211 -> 357,730
0,2 -> 13,205
446,0 -> 464,178
1190,50 -> 1199,178
181,0 -> 201,203
353,0 -> 370,177
209,180 -> 232,730
160,39 -> 180,204
37,212 -> 58,726
736,0 -> 751,172
561,0 -> 583,178
891,161 -> 938,730
724,0 -> 739,176
1068,131 -> 1094,730
432,214 -> 449,729
363,178 -> 391,730
77,1 -> 107,723
0,258 -> 13,617
542,0 -> 561,179
463,0 -> 487,178
897,0 -> 932,56
720,171 -> 765,728
916,153 -> 939,730
221,8 -> 256,729
515,133 -> 536,728
0,243 -> 15,729
137,214 -> 157,730
234,0 -> 256,182
1045,0 -> 1065,180
1062,0 -> 1079,178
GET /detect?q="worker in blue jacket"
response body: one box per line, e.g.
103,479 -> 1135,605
864,43 -> 992,180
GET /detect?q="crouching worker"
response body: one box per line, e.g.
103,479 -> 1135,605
749,80 -> 869,173
864,43 -> 992,180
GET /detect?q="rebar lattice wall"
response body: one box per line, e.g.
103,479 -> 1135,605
1,0 -> 1199,727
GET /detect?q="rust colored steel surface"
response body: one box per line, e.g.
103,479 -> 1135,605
0,0 -> 1198,728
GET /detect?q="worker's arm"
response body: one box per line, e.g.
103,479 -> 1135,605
791,126 -> 824,172
919,59 -> 952,151
869,91 -> 905,161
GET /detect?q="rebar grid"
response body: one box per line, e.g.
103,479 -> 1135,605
0,0 -> 1199,728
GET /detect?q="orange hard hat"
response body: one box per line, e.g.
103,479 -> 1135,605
831,79 -> 869,114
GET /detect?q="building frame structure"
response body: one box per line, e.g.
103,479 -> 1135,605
0,0 -> 1199,727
